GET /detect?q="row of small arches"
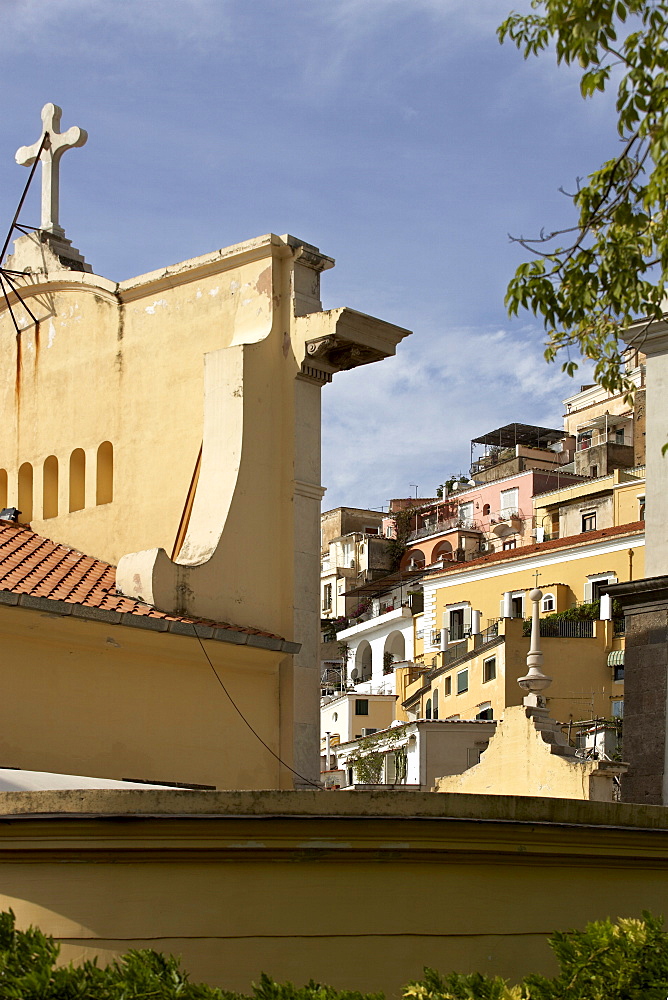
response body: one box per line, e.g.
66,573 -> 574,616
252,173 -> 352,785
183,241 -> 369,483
0,443 -> 113,522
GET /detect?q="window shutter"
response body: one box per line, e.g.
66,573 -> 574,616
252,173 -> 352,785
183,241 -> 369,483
463,606 -> 473,633
583,580 -> 593,603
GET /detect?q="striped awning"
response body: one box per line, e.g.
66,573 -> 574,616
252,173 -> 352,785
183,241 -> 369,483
607,649 -> 625,667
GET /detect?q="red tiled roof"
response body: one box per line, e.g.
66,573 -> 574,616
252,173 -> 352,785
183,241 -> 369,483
424,521 -> 645,579
0,522 -> 291,647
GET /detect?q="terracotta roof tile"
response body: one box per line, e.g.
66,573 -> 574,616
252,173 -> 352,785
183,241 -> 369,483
0,522 -> 288,643
424,520 -> 645,579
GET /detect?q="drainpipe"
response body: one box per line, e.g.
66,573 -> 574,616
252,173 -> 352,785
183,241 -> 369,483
325,731 -> 331,771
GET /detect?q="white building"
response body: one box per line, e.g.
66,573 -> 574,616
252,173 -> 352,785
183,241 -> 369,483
329,719 -> 497,791
336,605 -> 415,695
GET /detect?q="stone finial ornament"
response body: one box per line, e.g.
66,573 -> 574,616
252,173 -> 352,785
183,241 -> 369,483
517,588 -> 553,708
15,103 -> 87,236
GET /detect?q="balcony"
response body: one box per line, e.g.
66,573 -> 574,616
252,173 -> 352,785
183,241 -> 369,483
408,516 -> 481,542
489,509 -> 523,538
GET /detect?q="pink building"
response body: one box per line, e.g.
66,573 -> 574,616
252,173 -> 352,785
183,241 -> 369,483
398,468 -> 585,570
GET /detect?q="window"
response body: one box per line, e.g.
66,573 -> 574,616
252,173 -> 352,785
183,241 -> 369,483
581,511 -> 596,532
444,676 -> 452,697
541,593 -> 555,613
385,526 -> 393,538
611,699 -> 624,718
614,661 -> 625,682
363,525 -> 379,535
482,503 -> 491,516
433,689 -> 439,720
511,594 -> 524,618
502,539 -> 517,550
483,657 -> 496,683
590,465 -> 598,478
639,496 -> 645,521
579,432 -> 592,450
458,501 -> 474,527
500,488 -> 519,515
354,699 -> 369,716
467,747 -> 482,766
615,427 -> 625,444
476,703 -> 493,721
322,584 -> 332,611
425,697 -> 432,719
457,669 -> 469,694
589,575 -> 616,602
449,608 -> 465,640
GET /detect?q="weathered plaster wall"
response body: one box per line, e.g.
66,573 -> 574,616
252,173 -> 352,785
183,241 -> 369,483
0,790 -> 666,996
0,602 -> 286,790
434,706 -> 620,799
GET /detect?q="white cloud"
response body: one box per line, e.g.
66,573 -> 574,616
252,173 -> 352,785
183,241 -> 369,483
321,322 -> 590,511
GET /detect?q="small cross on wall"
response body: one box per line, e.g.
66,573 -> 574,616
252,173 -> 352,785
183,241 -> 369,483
15,103 -> 87,237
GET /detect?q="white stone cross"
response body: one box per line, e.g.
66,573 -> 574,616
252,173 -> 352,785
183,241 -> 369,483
15,103 -> 87,236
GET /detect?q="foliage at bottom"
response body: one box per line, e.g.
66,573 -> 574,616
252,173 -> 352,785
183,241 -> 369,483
0,909 -> 666,1000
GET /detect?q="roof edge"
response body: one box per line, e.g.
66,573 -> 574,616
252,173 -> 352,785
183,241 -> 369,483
0,591 -> 301,654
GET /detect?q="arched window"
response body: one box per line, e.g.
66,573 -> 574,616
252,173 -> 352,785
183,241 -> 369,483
402,548 -> 426,571
0,470 -> 7,509
432,540 -> 453,563
43,455 -> 58,519
96,441 -> 113,505
354,641 -> 372,683
433,689 -> 439,720
18,463 -> 33,522
384,630 -> 406,670
69,449 -> 85,512
541,593 -> 556,613
425,698 -> 432,720
483,504 -> 491,516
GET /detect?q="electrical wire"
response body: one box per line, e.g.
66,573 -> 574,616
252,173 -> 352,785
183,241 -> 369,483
194,628 -> 322,789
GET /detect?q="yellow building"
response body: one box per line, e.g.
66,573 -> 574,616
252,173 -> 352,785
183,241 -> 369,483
399,615 -> 624,726
533,466 -> 645,541
403,522 -> 643,725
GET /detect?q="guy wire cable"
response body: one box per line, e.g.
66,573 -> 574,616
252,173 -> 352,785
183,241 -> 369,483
194,628 -> 322,789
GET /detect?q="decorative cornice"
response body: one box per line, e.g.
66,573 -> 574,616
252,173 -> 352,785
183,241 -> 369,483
294,480 -> 326,501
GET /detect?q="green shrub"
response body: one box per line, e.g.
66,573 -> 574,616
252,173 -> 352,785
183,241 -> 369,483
403,912 -> 668,1000
247,972 -> 383,1000
0,909 -> 666,1000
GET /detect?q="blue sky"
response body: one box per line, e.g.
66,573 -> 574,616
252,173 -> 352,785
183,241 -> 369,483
0,0 -> 619,510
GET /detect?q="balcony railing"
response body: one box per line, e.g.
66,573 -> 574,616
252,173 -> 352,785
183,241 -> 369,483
408,516 -> 481,541
522,619 -> 594,638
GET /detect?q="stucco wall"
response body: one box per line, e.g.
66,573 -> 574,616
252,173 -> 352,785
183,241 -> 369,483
0,603 -> 287,790
0,790 -> 667,997
434,706 -> 619,799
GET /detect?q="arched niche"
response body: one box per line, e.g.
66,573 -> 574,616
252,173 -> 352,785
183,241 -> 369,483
69,449 -> 86,512
18,463 -> 33,522
43,455 -> 58,519
96,441 -> 113,505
